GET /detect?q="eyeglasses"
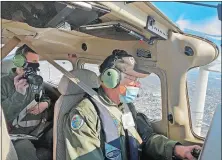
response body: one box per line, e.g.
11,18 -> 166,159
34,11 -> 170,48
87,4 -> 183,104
122,73 -> 141,87
123,73 -> 138,81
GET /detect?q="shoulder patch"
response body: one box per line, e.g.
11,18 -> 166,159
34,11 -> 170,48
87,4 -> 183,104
71,114 -> 84,130
113,119 -> 118,127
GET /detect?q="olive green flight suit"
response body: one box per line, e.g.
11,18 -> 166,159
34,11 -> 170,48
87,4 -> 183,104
1,68 -> 52,160
1,68 -> 51,133
64,87 -> 179,160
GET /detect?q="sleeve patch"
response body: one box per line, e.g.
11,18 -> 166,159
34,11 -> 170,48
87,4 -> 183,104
71,114 -> 84,130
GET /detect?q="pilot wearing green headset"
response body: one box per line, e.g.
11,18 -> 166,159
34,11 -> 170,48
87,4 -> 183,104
1,45 -> 52,160
64,49 -> 201,160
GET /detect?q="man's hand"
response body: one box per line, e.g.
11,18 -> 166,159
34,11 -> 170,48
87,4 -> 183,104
27,102 -> 48,115
14,74 -> 29,95
174,145 -> 202,160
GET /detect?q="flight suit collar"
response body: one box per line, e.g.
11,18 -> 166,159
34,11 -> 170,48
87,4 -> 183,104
98,87 -> 117,106
98,87 -> 125,111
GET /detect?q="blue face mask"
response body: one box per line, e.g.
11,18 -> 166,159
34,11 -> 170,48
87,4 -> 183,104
119,86 -> 140,103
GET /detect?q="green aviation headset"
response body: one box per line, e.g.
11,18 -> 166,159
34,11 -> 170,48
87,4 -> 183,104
100,67 -> 121,89
100,50 -> 126,89
100,49 -> 134,89
12,45 -> 29,67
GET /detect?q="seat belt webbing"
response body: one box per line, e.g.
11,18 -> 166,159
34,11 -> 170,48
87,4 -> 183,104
87,95 -> 122,160
88,95 -> 140,160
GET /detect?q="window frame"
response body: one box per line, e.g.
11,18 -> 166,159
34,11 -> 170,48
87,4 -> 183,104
186,80 -> 205,140
185,67 -> 219,140
136,67 -> 169,136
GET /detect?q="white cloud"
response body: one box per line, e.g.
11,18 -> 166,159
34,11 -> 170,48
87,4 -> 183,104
176,16 -> 221,40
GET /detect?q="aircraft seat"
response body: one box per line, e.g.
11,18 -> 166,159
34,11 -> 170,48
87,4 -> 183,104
53,69 -> 100,160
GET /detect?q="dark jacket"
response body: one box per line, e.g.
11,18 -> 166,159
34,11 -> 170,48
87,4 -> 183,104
1,68 -> 51,132
129,103 -> 180,160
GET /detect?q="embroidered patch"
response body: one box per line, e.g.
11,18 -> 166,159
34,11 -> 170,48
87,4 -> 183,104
105,143 -> 121,160
113,119 -> 118,127
71,114 -> 84,130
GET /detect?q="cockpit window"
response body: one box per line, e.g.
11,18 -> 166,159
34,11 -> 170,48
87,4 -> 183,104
83,63 -> 100,76
133,73 -> 162,122
187,67 -> 221,137
39,60 -> 73,87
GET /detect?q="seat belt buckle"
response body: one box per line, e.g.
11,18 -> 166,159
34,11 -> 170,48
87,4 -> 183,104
12,116 -> 20,128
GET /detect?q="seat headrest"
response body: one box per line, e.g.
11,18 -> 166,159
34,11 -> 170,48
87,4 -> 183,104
58,69 -> 100,95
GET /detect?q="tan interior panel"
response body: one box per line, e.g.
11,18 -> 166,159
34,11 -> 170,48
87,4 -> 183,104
2,19 -> 158,64
155,32 -> 218,143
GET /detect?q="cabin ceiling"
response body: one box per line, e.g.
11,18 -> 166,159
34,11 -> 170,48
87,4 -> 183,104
1,1 -> 183,42
1,1 -> 108,29
1,1 -> 218,66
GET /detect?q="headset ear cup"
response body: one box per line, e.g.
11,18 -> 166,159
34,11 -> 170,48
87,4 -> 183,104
13,54 -> 26,67
100,68 -> 120,88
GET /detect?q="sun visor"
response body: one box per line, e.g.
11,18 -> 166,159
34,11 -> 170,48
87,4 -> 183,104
79,21 -> 151,41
